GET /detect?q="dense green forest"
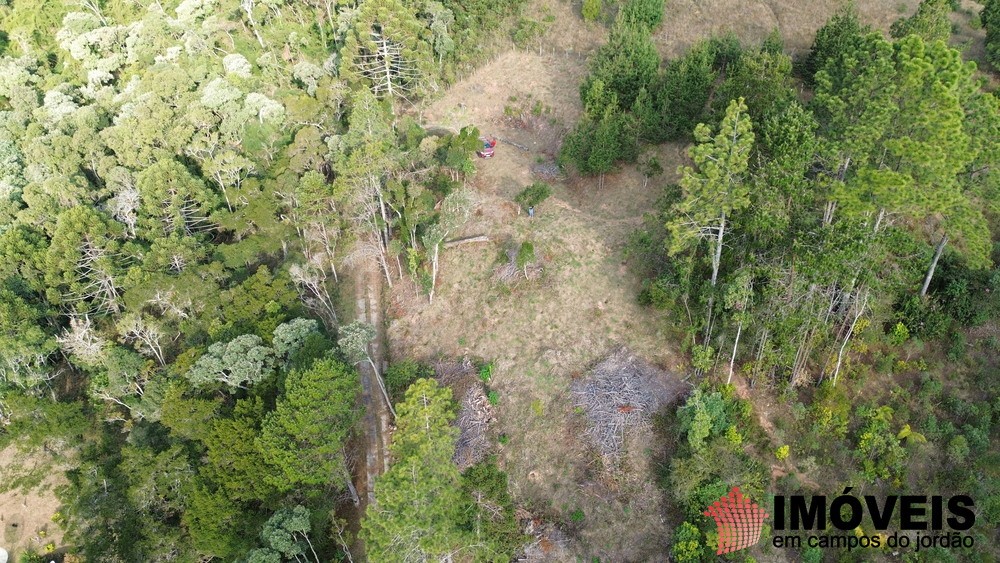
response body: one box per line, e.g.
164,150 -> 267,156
0,0 -> 524,559
0,0 -> 998,560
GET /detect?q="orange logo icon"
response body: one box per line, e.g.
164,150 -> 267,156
703,486 -> 769,554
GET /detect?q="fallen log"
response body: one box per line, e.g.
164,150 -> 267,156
496,136 -> 531,152
444,235 -> 490,248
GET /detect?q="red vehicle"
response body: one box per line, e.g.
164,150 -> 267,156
477,136 -> 497,158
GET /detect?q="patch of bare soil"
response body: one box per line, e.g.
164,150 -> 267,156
655,0 -> 921,58
0,445 -> 67,557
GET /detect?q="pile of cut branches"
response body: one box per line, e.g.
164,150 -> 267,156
434,358 -> 496,469
572,348 -> 685,462
493,245 -> 542,285
453,386 -> 495,470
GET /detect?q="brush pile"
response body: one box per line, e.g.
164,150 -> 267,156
572,348 -> 684,461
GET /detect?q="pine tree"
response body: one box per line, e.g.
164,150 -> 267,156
890,0 -> 952,43
257,358 -> 362,501
620,0 -> 664,30
637,42 -> 716,142
580,19 -> 660,110
361,378 -> 478,560
667,98 -> 755,341
804,3 -> 872,82
984,0 -> 1000,67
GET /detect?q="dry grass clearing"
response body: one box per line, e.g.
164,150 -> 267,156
0,444 -> 66,557
403,36 -> 695,556
388,155 -> 690,558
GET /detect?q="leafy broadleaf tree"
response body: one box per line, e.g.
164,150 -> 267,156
185,334 -> 278,390
422,187 -> 473,302
203,398 -> 279,503
251,506 -> 322,563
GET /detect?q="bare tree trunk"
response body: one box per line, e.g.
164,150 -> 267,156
367,357 -> 396,418
751,328 -> 769,385
429,243 -> 440,304
341,461 -> 360,505
727,315 -> 743,384
823,200 -> 836,226
832,291 -> 868,386
377,246 -> 393,287
790,327 -> 814,386
332,517 -> 355,563
704,213 -> 726,343
920,234 -> 948,297
298,531 -> 321,563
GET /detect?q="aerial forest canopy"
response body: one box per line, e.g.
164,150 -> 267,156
0,0 -> 521,559
0,0 -> 999,560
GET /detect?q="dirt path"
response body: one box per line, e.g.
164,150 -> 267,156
731,377 -> 822,491
353,268 -> 390,507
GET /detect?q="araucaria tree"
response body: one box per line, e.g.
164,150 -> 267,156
341,0 -> 435,100
667,97 -> 754,343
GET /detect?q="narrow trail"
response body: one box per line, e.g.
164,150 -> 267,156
731,376 -> 822,491
354,268 -> 390,507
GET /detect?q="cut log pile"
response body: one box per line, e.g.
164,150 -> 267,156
453,386 -> 495,470
493,246 -> 542,285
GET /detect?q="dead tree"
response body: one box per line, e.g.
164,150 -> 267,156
356,32 -> 421,100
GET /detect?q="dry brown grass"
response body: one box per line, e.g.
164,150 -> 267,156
654,0 -> 920,57
0,445 -> 67,557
